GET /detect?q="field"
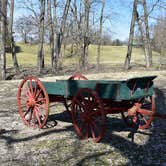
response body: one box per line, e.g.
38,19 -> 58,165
6,43 -> 161,68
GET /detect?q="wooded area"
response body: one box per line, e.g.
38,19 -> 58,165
0,0 -> 166,79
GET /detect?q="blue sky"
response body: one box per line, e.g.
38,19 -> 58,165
103,0 -> 133,40
14,0 -> 164,41
103,0 -> 164,40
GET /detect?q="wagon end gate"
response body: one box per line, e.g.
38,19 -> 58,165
126,75 -> 157,99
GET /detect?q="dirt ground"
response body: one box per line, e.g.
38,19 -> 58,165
0,70 -> 166,166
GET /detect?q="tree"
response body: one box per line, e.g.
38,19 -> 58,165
80,0 -> 90,70
15,16 -> 37,43
124,0 -> 137,69
9,0 -> 19,72
142,0 -> 152,67
0,0 -> 7,80
152,15 -> 166,55
47,0 -> 54,67
124,0 -> 155,69
97,0 -> 105,72
53,0 -> 71,72
37,0 -> 45,73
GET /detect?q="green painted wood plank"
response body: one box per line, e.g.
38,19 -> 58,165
41,76 -> 156,100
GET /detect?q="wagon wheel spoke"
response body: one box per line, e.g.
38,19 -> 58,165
34,109 -> 42,127
90,124 -> 96,141
137,108 -> 153,116
90,121 -> 100,141
19,96 -> 28,103
36,103 -> 48,111
35,106 -> 43,117
25,81 -> 34,97
35,88 -> 42,100
29,79 -> 33,94
22,85 -> 31,98
75,99 -> 86,111
85,123 -> 89,139
23,108 -> 31,118
36,97 -> 46,103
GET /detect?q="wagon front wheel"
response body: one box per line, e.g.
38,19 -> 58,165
71,88 -> 105,143
137,96 -> 155,129
17,76 -> 49,128
122,96 -> 155,130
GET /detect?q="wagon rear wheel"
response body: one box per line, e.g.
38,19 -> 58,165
68,73 -> 88,80
71,88 -> 105,143
121,96 -> 155,129
17,76 -> 49,128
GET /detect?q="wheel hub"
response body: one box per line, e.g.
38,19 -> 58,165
81,112 -> 91,123
27,97 -> 36,107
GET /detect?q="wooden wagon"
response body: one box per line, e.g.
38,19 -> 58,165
17,74 -> 156,142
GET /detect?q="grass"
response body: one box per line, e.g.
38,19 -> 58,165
6,43 -> 161,68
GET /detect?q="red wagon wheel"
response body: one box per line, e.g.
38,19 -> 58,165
68,73 -> 88,80
71,88 -> 105,143
122,96 -> 155,130
17,76 -> 49,128
136,96 -> 155,129
65,73 -> 88,113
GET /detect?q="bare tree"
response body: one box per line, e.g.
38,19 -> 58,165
80,0 -> 90,70
142,0 -> 152,67
53,0 -> 71,72
9,0 -> 19,72
152,15 -> 166,55
124,0 -> 137,69
0,0 -> 7,79
97,0 -> 105,72
37,0 -> 45,73
125,0 -> 155,69
15,16 -> 38,43
47,0 -> 54,67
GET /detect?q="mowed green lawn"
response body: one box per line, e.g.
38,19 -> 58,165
6,43 -> 160,67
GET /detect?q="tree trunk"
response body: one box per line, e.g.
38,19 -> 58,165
143,0 -> 152,67
0,0 -> 7,80
53,0 -> 71,72
81,0 -> 90,71
97,0 -> 105,72
136,10 -> 149,68
124,0 -> 137,69
23,32 -> 27,44
9,0 -> 19,73
47,0 -> 54,67
37,0 -> 45,73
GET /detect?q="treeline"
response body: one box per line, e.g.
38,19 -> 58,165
0,0 -> 166,79
0,0 -> 109,79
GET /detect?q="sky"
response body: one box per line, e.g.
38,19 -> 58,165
103,0 -> 165,40
103,0 -> 133,40
13,0 -> 165,41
